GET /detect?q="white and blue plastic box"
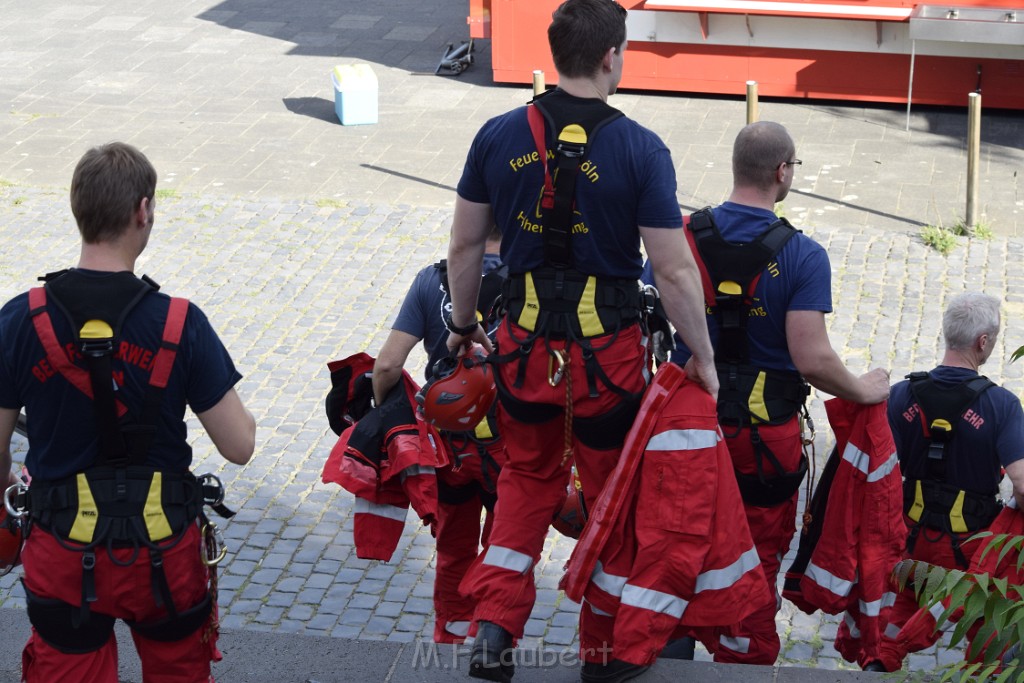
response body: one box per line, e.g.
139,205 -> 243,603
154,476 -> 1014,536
331,64 -> 378,126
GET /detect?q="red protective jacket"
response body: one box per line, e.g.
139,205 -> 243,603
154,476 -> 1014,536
561,362 -> 770,665
321,353 -> 447,561
782,398 -> 905,664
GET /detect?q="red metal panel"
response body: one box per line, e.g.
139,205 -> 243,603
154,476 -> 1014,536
468,0 -> 491,39
481,0 -> 1024,108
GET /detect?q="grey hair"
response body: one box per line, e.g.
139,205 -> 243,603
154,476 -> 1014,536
943,292 -> 1001,350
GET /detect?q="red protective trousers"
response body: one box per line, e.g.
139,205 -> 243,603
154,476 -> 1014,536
21,524 -> 219,683
706,419 -> 802,665
461,321 -> 648,646
433,437 -> 504,643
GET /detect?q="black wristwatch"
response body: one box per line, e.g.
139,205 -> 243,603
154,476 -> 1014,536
444,312 -> 479,336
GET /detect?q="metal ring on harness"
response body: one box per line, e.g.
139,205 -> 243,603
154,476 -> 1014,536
201,522 -> 226,566
197,472 -> 226,507
4,483 -> 28,520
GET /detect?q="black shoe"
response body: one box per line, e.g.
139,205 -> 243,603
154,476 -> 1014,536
469,621 -> 515,682
580,659 -> 650,683
862,660 -> 888,672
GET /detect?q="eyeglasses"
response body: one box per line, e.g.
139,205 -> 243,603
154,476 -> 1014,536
783,159 -> 802,167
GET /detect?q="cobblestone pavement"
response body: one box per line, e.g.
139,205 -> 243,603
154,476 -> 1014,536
1,0 -> 1024,679
3,185 -> 1024,676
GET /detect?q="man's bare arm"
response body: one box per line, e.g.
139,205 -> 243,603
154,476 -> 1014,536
372,329 -> 421,405
196,389 -> 256,465
1004,459 -> 1024,511
0,408 -> 18,487
446,196 -> 494,353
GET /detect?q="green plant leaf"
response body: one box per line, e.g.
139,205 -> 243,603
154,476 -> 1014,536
1012,345 -> 1024,363
893,559 -> 916,592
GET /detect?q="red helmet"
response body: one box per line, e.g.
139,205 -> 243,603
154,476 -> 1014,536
418,345 -> 497,432
0,505 -> 23,576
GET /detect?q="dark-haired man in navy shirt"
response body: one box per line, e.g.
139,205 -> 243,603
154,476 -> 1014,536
0,142 -> 255,683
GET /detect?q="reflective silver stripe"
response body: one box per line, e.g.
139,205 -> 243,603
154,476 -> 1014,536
647,428 -> 720,452
860,597 -> 882,617
482,545 -> 533,574
867,452 -> 899,483
399,465 -> 437,482
695,547 -> 761,593
884,622 -> 901,639
926,601 -> 956,631
845,612 -> 862,638
622,583 -> 689,619
584,599 -> 613,617
719,635 -> 751,653
842,443 -> 898,483
445,621 -> 470,637
842,442 -> 871,476
591,561 -> 627,598
805,561 -> 855,598
354,498 -> 407,522
881,591 -> 897,609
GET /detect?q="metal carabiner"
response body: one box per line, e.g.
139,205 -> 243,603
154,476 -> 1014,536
4,483 -> 28,520
801,409 -> 816,446
548,349 -> 569,387
200,522 -> 227,566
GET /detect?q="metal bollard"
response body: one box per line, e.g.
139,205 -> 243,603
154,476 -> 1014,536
746,81 -> 759,125
966,92 -> 981,230
533,70 -> 545,97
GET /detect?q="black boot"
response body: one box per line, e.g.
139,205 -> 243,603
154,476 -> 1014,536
580,659 -> 650,683
469,621 -> 515,682
862,660 -> 888,672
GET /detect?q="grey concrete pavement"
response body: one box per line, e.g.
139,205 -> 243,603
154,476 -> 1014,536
0,0 -> 1022,233
1,0 -> 1024,681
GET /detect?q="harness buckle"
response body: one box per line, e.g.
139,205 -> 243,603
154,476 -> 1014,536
80,339 -> 114,358
556,142 -> 586,159
4,482 -> 28,520
548,349 -> 569,387
201,522 -> 227,566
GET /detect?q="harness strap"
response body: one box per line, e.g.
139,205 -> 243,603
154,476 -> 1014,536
907,371 -> 995,483
126,297 -> 188,462
28,288 -> 128,418
80,551 -> 97,625
686,209 -> 797,366
527,104 -> 552,209
527,92 -> 623,269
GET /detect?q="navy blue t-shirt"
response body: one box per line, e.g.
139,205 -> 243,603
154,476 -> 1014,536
0,269 -> 242,481
457,90 -> 682,279
643,202 -> 832,371
392,254 -> 502,380
888,365 -> 1024,495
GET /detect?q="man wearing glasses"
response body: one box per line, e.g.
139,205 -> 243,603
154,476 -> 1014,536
645,120 -> 890,665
